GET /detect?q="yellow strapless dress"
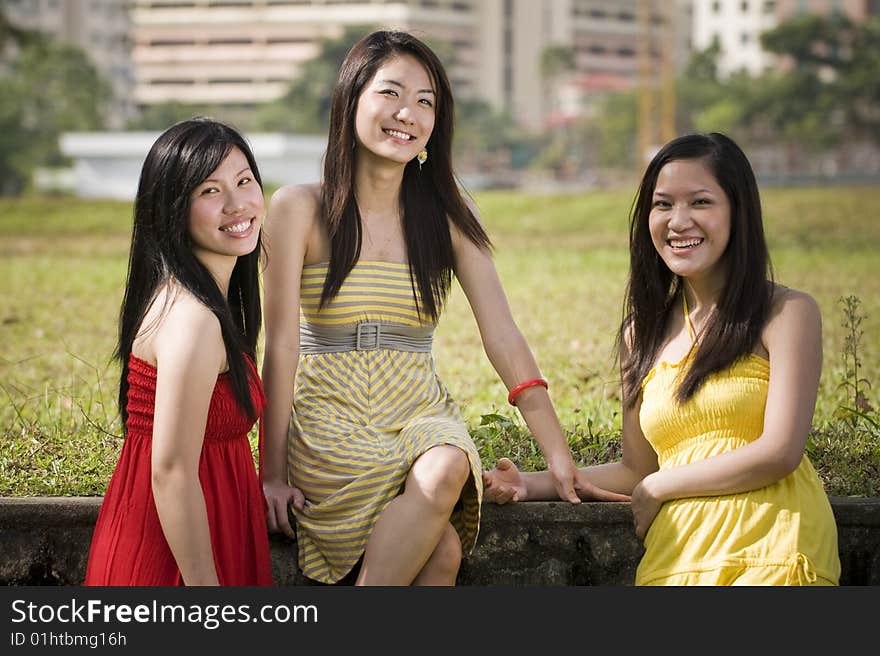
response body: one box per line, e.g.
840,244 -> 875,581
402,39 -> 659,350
635,306 -> 841,585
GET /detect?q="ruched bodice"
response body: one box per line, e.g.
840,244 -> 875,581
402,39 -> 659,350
640,354 -> 770,467
125,355 -> 265,444
84,354 -> 272,586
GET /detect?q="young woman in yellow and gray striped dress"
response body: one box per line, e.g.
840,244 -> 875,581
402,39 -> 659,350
259,30 -> 626,586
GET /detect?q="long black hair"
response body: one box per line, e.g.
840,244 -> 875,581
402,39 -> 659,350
620,132 -> 774,407
116,117 -> 263,428
320,29 -> 491,321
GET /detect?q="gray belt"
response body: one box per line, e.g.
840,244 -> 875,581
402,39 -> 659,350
300,320 -> 434,354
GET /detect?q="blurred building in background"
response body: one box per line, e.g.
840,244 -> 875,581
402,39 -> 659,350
3,0 -> 877,132
693,0 -> 877,77
127,0 -> 691,132
58,130 -> 326,198
1,0 -> 136,128
3,0 -> 878,196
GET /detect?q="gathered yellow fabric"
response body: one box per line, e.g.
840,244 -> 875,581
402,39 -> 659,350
289,261 -> 482,584
635,297 -> 841,586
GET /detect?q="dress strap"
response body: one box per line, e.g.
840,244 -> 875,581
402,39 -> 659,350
682,293 -> 697,344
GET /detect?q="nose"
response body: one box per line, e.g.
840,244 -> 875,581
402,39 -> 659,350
395,104 -> 414,124
223,190 -> 247,216
667,202 -> 692,231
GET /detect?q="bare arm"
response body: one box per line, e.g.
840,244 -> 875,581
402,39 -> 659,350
630,289 -> 821,536
260,184 -> 316,536
452,209 -> 617,503
484,334 -> 655,503
150,298 -> 226,586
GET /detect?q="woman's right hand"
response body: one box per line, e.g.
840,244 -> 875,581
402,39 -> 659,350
574,469 -> 632,502
482,457 -> 528,504
263,479 -> 305,539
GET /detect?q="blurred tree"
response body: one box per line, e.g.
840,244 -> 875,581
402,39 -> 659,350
596,91 -> 639,170
0,12 -> 108,195
254,25 -> 375,133
455,99 -> 532,173
126,102 -> 215,130
676,39 -> 731,131
759,13 -> 880,146
530,45 -> 578,178
841,17 -> 880,143
540,44 -> 576,82
582,14 -> 880,174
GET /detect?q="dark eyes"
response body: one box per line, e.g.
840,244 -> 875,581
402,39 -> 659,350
651,198 -> 712,208
379,89 -> 433,107
197,177 -> 251,196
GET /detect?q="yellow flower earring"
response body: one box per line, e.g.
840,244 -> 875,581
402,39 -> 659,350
417,148 -> 428,171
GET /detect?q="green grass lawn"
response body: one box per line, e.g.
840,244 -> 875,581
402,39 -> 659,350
2,188 -> 879,496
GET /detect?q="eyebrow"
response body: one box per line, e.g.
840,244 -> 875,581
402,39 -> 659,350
201,167 -> 252,184
653,188 -> 713,196
376,79 -> 435,95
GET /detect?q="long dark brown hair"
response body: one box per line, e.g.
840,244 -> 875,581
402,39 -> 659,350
619,132 -> 774,407
117,117 -> 263,428
320,29 -> 491,321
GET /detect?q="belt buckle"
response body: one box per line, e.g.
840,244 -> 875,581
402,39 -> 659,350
355,321 -> 382,351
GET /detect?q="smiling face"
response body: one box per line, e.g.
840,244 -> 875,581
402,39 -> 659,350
188,146 -> 264,269
353,53 -> 436,165
648,157 -> 732,291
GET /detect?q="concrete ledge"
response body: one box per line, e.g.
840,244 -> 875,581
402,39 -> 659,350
1,497 -> 878,585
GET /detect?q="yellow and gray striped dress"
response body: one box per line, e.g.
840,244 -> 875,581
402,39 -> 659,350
289,260 -> 483,584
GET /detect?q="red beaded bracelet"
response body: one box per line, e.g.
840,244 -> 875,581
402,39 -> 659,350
507,377 -> 549,406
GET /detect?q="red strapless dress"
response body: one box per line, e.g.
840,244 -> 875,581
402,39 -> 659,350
84,354 -> 273,586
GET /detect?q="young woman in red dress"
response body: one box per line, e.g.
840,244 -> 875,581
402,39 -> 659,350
85,117 -> 273,586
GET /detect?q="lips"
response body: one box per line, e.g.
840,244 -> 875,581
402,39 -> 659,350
219,217 -> 255,236
383,128 -> 415,141
668,237 -> 704,249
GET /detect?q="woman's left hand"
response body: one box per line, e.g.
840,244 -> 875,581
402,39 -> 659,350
546,453 -> 580,504
630,473 -> 664,540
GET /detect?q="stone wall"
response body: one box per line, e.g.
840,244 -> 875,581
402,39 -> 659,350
1,497 -> 878,586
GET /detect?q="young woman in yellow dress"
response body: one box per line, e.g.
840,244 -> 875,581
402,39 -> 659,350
483,132 -> 841,586
259,30 -> 625,587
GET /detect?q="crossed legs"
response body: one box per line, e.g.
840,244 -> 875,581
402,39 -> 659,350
355,444 -> 470,586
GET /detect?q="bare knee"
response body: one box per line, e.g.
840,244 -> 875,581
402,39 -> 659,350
407,445 -> 471,514
428,525 -> 462,577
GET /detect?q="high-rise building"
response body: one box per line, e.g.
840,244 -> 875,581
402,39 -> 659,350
129,0 -> 692,131
4,0 -> 696,132
692,0 -> 876,78
1,0 -> 136,128
130,0 -> 482,112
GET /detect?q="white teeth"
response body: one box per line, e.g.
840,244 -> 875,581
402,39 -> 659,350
221,219 -> 251,233
670,238 -> 702,248
384,129 -> 413,140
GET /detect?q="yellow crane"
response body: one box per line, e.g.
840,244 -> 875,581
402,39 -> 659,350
637,0 -> 677,169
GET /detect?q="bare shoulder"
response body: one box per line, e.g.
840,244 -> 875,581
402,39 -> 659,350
767,285 -> 821,325
269,183 -> 321,215
451,191 -> 488,252
153,289 -> 225,372
461,192 -> 482,219
620,320 -> 635,359
265,183 -> 321,235
264,183 -> 323,263
762,284 -> 822,354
